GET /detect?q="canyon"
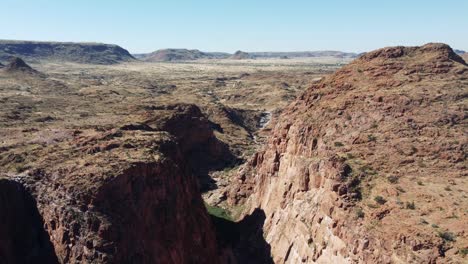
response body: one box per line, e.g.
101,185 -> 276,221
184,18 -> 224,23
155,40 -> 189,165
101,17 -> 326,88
0,42 -> 467,263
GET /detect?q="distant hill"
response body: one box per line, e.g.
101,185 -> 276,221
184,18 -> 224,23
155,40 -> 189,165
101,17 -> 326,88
454,49 -> 466,55
230,50 -> 251,60
250,51 -> 358,59
140,49 -> 230,62
0,40 -> 135,64
137,49 -> 359,62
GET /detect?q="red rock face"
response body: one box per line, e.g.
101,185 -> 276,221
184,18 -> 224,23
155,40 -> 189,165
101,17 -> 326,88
229,43 -> 468,263
1,104 -> 223,263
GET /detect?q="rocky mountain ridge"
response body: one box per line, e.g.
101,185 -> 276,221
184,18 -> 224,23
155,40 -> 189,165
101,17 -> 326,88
228,43 -> 468,263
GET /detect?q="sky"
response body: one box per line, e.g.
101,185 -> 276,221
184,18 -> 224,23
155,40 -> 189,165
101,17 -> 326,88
1,0 -> 467,53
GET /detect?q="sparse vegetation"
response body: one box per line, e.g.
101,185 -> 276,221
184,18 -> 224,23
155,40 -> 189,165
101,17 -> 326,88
334,141 -> 344,147
14,163 -> 29,173
406,201 -> 416,210
438,231 -> 456,242
387,175 -> 398,184
367,134 -> 376,142
374,196 -> 387,205
205,203 -> 233,221
355,208 -> 365,218
458,248 -> 468,257
396,186 -> 405,193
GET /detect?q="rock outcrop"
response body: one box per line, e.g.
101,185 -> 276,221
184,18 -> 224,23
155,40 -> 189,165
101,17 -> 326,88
229,43 -> 468,263
0,40 -> 135,64
3,57 -> 39,74
0,104 -> 224,263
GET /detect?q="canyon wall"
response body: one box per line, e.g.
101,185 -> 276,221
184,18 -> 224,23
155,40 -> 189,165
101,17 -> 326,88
1,104 -> 224,263
229,43 -> 468,263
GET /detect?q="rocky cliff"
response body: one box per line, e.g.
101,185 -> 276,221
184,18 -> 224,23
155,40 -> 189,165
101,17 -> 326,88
229,43 -> 468,263
0,40 -> 135,64
0,104 -> 224,263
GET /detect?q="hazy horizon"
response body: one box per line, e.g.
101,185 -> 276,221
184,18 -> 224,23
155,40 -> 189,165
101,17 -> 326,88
2,0 -> 467,53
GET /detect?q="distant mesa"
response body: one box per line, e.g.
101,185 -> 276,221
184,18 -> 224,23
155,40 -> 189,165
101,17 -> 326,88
230,50 -> 251,60
250,50 -> 358,59
136,48 -> 359,62
0,40 -> 135,64
140,49 -> 230,62
454,49 -> 466,55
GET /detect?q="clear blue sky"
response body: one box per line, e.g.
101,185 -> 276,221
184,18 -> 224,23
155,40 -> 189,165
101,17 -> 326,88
1,0 -> 467,53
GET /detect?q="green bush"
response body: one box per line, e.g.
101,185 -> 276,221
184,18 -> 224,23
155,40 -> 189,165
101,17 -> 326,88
387,175 -> 399,184
205,203 -> 233,221
334,141 -> 344,147
396,186 -> 406,193
374,196 -> 387,205
406,201 -> 416,210
458,248 -> 468,257
355,208 -> 365,218
438,231 -> 456,242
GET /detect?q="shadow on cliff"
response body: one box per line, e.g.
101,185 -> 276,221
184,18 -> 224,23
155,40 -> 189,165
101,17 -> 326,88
0,179 -> 59,264
210,208 -> 273,264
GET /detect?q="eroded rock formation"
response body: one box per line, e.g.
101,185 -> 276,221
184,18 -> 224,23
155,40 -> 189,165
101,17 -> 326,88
229,43 -> 468,263
1,104 -> 225,263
